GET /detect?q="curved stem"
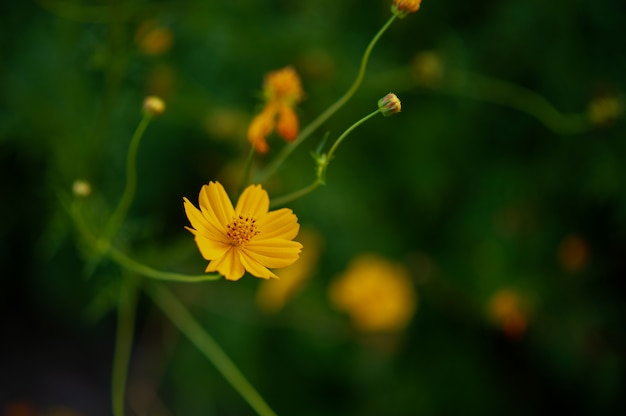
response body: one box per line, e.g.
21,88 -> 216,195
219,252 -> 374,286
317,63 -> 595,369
111,276 -> 139,416
270,108 -> 382,208
101,112 -> 152,246
258,14 -> 397,183
445,69 -> 591,135
326,109 -> 381,161
145,282 -> 278,416
107,246 -> 222,282
70,200 -> 221,283
270,181 -> 321,208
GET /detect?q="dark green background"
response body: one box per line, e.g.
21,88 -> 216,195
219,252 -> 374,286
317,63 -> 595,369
1,0 -> 625,415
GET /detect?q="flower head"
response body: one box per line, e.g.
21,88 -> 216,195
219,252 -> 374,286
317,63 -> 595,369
378,92 -> 402,116
247,66 -> 304,153
330,254 -> 417,332
391,0 -> 422,18
184,182 -> 303,281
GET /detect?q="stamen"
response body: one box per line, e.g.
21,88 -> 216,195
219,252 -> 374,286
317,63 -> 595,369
226,215 -> 260,246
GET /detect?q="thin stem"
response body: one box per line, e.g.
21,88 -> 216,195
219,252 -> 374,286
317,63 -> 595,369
258,14 -> 397,183
270,108 -> 382,208
102,112 -> 152,246
445,69 -> 591,135
270,181 -> 321,208
111,276 -> 139,416
69,199 -> 221,283
326,109 -> 381,161
107,246 -> 221,282
237,144 -> 257,196
145,282 -> 278,416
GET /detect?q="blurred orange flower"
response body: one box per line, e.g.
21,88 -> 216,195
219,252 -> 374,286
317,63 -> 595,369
247,66 -> 304,153
184,181 -> 302,281
488,289 -> 529,340
330,254 -> 417,332
135,20 -> 173,55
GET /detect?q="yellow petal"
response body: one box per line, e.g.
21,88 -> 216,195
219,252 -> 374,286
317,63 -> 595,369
194,233 -> 231,260
257,208 -> 300,240
199,182 -> 235,231
206,247 -> 245,281
239,252 -> 278,279
243,239 -> 302,268
183,197 -> 212,235
235,184 -> 269,218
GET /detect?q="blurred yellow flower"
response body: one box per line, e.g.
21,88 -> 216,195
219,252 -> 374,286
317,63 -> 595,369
412,50 -> 444,87
256,228 -> 322,313
184,182 -> 303,281
587,95 -> 623,125
330,254 -> 417,332
488,289 -> 529,340
135,20 -> 173,55
247,66 -> 304,153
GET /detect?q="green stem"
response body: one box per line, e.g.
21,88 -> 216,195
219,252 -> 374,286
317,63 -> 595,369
445,69 -> 591,135
111,276 -> 139,416
70,200 -> 221,283
145,282 -> 278,416
270,108 -> 382,208
107,245 -> 221,282
237,144 -> 257,197
101,112 -> 152,245
270,181 -> 321,208
258,14 -> 397,183
326,109 -> 381,161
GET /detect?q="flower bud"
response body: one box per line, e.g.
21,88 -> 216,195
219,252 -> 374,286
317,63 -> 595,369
142,96 -> 166,116
378,93 -> 401,116
391,0 -> 422,18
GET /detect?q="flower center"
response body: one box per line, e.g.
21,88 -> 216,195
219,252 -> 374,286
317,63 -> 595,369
226,215 -> 259,246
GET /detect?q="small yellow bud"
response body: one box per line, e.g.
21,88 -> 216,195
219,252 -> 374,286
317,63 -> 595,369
391,0 -> 422,18
72,180 -> 92,197
378,92 -> 402,116
142,96 -> 166,116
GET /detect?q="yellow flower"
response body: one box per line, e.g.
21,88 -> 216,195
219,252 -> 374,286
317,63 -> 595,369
247,66 -> 304,153
330,254 -> 417,332
183,181 -> 303,281
391,0 -> 422,18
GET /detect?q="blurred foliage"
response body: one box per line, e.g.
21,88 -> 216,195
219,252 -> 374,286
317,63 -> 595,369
1,0 -> 626,415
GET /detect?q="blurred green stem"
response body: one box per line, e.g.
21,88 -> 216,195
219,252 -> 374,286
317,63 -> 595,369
70,199 -> 221,283
100,111 -> 152,247
145,282 -> 278,416
445,69 -> 591,135
270,108 -> 382,208
258,14 -> 397,183
112,275 -> 139,416
237,144 -> 257,196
